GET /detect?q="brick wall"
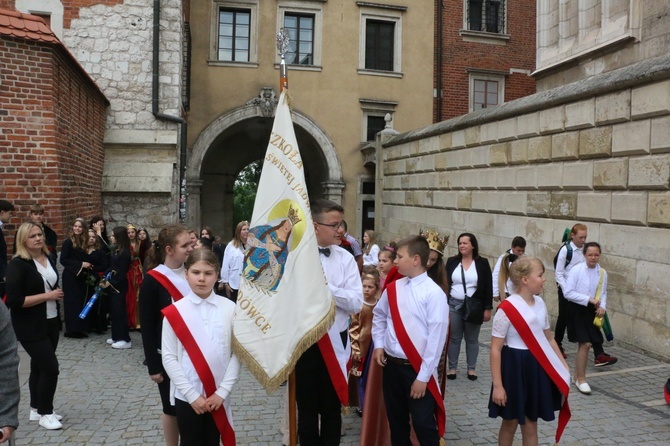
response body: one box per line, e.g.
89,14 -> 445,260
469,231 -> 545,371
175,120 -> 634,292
0,35 -> 107,254
434,0 -> 536,122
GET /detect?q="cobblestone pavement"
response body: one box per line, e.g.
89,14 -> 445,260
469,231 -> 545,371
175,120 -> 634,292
13,326 -> 670,445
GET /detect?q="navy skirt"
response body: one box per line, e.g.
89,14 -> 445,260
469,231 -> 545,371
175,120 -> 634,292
567,301 -> 604,344
488,346 -> 562,424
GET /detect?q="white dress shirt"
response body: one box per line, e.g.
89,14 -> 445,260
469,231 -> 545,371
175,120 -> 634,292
555,242 -> 584,291
492,250 -> 515,297
565,263 -> 608,310
319,244 -> 363,333
162,292 -> 241,403
372,272 -> 449,383
492,295 -> 550,349
220,243 -> 245,290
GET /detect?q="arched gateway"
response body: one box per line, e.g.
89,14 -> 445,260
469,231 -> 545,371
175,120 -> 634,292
186,88 -> 345,237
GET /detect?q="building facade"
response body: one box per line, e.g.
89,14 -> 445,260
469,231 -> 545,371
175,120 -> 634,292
0,8 -> 108,249
187,0 -> 435,238
373,0 -> 670,358
434,0 -> 536,121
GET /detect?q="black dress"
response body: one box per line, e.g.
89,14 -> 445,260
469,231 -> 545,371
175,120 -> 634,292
86,247 -> 110,333
60,238 -> 88,335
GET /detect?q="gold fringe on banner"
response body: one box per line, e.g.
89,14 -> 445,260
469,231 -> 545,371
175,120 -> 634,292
232,297 -> 336,393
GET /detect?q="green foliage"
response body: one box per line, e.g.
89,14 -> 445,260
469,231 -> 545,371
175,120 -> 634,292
232,160 -> 263,233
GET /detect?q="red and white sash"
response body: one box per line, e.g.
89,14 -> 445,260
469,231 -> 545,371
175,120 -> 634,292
317,322 -> 352,405
147,264 -> 190,302
387,279 -> 446,438
162,300 -> 236,445
499,295 -> 571,444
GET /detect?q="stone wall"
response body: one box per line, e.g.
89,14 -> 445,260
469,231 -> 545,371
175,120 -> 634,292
378,53 -> 670,358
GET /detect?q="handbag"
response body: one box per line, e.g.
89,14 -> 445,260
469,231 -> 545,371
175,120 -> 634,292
461,263 -> 484,324
592,267 -> 606,328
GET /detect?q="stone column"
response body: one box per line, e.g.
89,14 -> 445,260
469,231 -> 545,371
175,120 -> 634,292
321,181 -> 346,204
185,178 -> 203,231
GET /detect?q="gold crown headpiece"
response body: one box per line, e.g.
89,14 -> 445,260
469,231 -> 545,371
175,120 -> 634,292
287,204 -> 302,226
126,224 -> 137,230
419,228 -> 449,254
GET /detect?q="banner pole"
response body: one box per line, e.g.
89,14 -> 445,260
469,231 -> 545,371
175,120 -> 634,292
289,370 -> 297,446
277,28 -> 289,93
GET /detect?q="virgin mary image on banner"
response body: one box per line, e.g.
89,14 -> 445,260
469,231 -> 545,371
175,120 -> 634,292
243,202 -> 303,293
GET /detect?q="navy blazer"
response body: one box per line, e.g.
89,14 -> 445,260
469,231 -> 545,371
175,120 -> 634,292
445,255 -> 493,311
5,256 -> 61,342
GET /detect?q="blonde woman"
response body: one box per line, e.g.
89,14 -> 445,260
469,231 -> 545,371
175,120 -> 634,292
219,221 -> 249,303
6,222 -> 64,429
362,230 -> 380,266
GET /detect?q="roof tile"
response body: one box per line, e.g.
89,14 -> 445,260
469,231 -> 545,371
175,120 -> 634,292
0,8 -> 59,44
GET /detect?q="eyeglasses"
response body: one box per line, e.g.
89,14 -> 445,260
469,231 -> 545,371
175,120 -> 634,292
315,221 -> 343,229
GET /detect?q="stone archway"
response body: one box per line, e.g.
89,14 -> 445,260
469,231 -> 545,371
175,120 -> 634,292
186,89 -> 344,236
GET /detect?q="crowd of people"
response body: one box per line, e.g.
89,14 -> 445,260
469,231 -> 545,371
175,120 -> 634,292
0,197 -> 628,445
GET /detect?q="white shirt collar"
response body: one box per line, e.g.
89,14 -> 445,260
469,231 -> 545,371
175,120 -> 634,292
186,291 -> 218,306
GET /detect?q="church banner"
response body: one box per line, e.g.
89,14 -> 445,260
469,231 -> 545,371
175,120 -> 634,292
232,90 -> 335,391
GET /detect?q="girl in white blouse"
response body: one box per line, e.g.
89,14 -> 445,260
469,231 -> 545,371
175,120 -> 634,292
362,230 -> 380,266
162,249 -> 241,445
564,242 -> 608,394
218,221 -> 249,303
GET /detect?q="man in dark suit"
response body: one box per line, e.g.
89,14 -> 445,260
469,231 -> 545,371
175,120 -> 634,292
0,200 -> 15,299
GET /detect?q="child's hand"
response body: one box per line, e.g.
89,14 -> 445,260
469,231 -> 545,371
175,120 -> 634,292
191,396 -> 208,414
410,379 -> 427,399
373,348 -> 386,367
492,386 -> 507,407
205,394 -> 225,412
595,307 -> 605,317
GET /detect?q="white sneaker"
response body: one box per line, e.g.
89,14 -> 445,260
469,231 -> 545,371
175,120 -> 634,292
111,340 -> 131,349
106,338 -> 114,345
30,408 -> 63,421
39,414 -> 63,430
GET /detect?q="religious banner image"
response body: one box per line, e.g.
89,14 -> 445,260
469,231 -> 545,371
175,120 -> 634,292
232,90 -> 335,391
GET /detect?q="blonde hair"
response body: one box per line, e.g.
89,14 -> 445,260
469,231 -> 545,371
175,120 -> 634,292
232,220 -> 249,249
13,222 -> 50,260
69,218 -> 88,250
363,230 -> 377,255
508,257 -> 545,292
361,272 -> 380,289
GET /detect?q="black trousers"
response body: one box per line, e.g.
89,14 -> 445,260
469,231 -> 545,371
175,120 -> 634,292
382,360 -> 439,446
174,398 -> 220,446
295,343 -> 342,446
21,317 -> 60,415
555,286 -> 605,358
109,289 -> 130,342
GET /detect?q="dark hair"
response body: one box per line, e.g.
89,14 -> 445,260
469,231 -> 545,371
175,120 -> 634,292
310,199 -> 344,220
379,241 -> 397,261
199,237 -> 213,250
146,224 -> 190,270
427,252 -> 448,294
201,226 -> 214,239
112,226 -> 130,253
583,241 -> 601,254
89,216 -> 110,246
69,218 -> 88,250
341,220 -> 349,232
457,232 -> 479,259
511,236 -> 526,249
185,248 -> 221,274
0,200 -> 14,212
397,235 -> 430,267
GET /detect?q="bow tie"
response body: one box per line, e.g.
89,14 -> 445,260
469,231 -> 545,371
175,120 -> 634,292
318,247 -> 331,257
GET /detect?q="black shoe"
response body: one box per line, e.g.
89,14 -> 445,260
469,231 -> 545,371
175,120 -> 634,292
446,373 -> 456,380
467,373 -> 478,381
355,407 -> 363,417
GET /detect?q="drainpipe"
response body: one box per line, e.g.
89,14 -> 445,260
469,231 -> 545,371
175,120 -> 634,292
153,0 -> 187,221
435,0 -> 443,122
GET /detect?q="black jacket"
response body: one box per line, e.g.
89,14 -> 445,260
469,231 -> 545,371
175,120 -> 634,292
5,257 -> 61,342
445,255 -> 493,311
139,273 -> 174,375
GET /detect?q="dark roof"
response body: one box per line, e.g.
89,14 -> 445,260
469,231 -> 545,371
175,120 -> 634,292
0,9 -> 59,44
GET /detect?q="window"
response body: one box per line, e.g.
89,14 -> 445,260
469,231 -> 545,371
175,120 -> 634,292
218,8 -> 251,62
366,115 -> 386,141
276,3 -> 323,70
358,5 -> 404,77
469,73 -> 505,112
467,0 -> 506,34
284,13 -> 314,65
365,20 -> 395,71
